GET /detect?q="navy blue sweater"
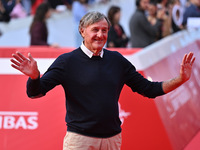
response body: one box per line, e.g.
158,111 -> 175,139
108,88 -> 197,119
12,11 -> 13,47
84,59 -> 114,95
27,48 -> 164,138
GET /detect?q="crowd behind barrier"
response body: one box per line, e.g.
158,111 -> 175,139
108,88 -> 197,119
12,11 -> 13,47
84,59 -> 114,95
0,0 -> 113,21
0,0 -> 200,48
0,0 -> 133,47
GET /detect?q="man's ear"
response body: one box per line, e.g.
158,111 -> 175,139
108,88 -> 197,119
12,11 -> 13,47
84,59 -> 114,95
80,27 -> 85,38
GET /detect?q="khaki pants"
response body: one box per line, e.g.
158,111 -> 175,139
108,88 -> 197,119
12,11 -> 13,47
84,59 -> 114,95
63,131 -> 122,150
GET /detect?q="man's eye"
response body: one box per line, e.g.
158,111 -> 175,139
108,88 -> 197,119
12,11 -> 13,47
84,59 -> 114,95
93,29 -> 98,31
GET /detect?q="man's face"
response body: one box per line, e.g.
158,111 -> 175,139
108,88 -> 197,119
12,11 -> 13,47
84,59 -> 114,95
140,0 -> 150,11
80,18 -> 109,52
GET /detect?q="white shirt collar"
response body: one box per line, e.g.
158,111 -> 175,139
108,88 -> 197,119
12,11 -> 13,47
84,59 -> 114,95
80,42 -> 103,58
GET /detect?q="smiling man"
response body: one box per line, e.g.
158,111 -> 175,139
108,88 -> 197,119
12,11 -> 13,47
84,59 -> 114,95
79,12 -> 109,56
10,11 -> 195,150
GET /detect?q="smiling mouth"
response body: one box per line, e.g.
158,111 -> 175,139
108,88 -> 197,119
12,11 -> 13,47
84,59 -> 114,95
95,39 -> 104,42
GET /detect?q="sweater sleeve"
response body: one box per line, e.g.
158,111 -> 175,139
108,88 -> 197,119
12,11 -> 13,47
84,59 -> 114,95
26,55 -> 65,98
124,58 -> 165,98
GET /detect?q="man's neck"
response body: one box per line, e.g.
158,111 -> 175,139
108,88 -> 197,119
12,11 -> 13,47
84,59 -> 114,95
83,42 -> 102,55
80,43 -> 103,58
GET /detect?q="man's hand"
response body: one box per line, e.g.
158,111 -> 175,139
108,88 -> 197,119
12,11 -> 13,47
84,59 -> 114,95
10,51 -> 40,79
180,52 -> 195,82
162,52 -> 195,94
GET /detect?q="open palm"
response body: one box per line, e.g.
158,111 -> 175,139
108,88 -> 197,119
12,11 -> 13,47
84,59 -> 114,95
180,52 -> 195,82
10,51 -> 40,79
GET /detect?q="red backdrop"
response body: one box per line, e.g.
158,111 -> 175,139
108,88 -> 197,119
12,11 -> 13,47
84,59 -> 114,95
0,44 -> 200,150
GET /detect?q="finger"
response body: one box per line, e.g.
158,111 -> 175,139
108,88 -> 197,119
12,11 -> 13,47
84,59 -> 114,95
182,53 -> 187,65
10,58 -> 20,66
28,53 -> 34,61
11,63 -> 20,71
12,53 -> 23,63
16,51 -> 28,61
190,57 -> 195,66
186,52 -> 194,63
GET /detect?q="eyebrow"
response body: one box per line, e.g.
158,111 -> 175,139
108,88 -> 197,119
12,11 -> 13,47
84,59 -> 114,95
91,26 -> 108,30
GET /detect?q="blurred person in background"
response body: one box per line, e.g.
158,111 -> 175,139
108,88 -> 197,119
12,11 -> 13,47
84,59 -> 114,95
156,0 -> 172,38
0,28 -> 2,36
29,2 -> 59,47
88,0 -> 110,4
157,0 -> 168,10
72,0 -> 88,48
31,0 -> 43,15
149,0 -> 172,39
62,0 -> 73,10
182,0 -> 200,28
21,0 -> 32,15
106,5 -> 129,48
147,1 -> 157,26
171,0 -> 184,33
47,0 -> 64,10
47,0 -> 73,10
10,0 -> 27,19
147,1 -> 162,40
0,0 -> 15,22
129,0 -> 165,48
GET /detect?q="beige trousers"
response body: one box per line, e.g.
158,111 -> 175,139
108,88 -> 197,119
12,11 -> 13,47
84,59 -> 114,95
63,131 -> 122,150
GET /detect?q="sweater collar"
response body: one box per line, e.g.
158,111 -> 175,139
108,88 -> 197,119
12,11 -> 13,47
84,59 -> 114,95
80,42 -> 104,58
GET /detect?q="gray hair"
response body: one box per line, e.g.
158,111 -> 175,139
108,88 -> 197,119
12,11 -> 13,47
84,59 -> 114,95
79,11 -> 111,35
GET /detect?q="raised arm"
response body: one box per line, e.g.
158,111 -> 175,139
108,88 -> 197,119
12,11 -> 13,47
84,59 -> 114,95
10,51 -> 40,79
162,52 -> 195,94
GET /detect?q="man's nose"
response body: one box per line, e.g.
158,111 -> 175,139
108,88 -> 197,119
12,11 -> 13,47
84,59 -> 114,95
97,31 -> 103,38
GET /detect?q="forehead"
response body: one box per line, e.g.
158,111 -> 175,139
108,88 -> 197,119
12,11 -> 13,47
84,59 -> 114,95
86,18 -> 109,29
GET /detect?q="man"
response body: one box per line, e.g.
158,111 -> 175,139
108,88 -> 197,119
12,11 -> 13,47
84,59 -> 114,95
10,11 -> 195,150
129,0 -> 165,48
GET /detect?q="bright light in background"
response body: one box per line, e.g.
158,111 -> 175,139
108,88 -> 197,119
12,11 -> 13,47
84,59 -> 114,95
147,76 -> 153,81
